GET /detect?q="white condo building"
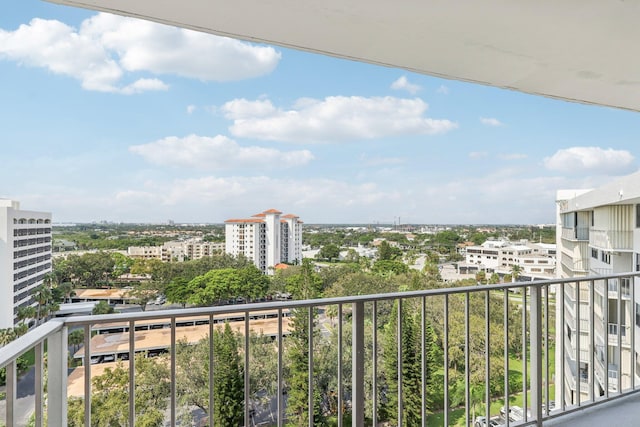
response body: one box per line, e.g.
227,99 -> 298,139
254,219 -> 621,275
0,200 -> 52,329
225,209 -> 303,273
556,171 -> 640,406
127,239 -> 225,262
464,239 -> 556,279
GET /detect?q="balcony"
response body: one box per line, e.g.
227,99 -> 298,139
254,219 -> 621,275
2,273 -> 640,426
590,229 -> 633,251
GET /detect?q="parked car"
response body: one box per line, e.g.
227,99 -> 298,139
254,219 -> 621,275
500,405 -> 527,422
474,416 -> 504,427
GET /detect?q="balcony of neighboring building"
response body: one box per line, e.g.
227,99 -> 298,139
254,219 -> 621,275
590,229 -> 634,251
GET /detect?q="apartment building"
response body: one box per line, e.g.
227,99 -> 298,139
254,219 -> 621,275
463,239 -> 556,279
556,171 -> 640,406
225,209 -> 303,274
0,200 -> 52,329
127,239 -> 224,262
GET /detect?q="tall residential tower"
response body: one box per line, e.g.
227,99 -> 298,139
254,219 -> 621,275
225,209 -> 303,273
0,200 -> 52,329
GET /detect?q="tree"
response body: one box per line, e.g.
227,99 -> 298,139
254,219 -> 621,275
285,259 -> 326,426
343,248 -> 360,263
510,264 -> 522,282
126,281 -> 162,311
68,355 -> 170,427
68,329 -> 85,355
175,324 -> 244,427
187,268 -> 242,306
33,281 -> 59,325
381,302 -> 435,426
164,277 -> 191,308
92,301 -> 115,315
212,323 -> 244,426
54,281 -> 75,304
248,332 -> 278,422
372,259 -> 409,275
318,244 -> 341,262
378,240 -> 401,261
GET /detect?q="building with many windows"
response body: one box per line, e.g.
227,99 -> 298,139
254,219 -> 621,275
556,171 -> 640,406
127,239 -> 224,262
462,239 -> 556,280
0,199 -> 52,329
225,209 -> 303,273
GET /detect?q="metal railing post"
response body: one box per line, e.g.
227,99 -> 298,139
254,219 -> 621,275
352,301 -> 365,427
530,285 -> 543,426
6,359 -> 16,427
47,326 -> 68,427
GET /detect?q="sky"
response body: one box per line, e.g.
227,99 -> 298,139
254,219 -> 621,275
2,2 -> 640,225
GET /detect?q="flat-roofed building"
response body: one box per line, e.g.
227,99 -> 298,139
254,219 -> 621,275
0,199 -> 52,329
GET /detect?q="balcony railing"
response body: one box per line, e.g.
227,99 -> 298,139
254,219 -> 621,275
2,272 -> 640,426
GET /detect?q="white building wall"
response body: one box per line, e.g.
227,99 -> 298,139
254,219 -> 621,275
0,200 -> 52,329
264,211 -> 281,270
556,179 -> 640,407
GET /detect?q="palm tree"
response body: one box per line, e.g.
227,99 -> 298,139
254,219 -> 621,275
510,264 -> 522,282
68,330 -> 84,354
17,306 -> 36,329
56,281 -> 75,303
33,284 -> 58,325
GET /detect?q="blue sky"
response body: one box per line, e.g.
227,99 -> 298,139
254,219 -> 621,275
2,1 -> 640,224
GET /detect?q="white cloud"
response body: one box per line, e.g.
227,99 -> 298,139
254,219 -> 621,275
120,78 -> 169,95
129,134 -> 314,169
390,76 -> 421,94
221,96 -> 457,143
480,117 -> 504,127
187,105 -> 196,114
544,146 -> 636,175
436,85 -> 450,95
0,13 -> 280,93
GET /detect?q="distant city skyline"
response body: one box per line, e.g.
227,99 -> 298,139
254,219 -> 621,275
3,1 -> 640,224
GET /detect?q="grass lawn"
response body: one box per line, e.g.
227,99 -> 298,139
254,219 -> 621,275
427,346 -> 556,427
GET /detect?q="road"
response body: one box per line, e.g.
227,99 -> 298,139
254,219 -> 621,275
0,366 -> 37,425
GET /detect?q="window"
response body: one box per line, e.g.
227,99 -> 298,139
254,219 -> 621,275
592,248 -> 598,259
636,303 -> 640,328
636,204 -> 640,228
601,251 -> 611,264
636,253 -> 640,272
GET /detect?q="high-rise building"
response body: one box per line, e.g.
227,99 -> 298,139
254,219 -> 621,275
556,172 -> 640,405
225,209 -> 303,273
0,200 -> 52,329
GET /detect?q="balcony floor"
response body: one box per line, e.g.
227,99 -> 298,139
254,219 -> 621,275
545,392 -> 640,427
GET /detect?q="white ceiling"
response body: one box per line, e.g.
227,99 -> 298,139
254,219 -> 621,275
47,0 -> 640,112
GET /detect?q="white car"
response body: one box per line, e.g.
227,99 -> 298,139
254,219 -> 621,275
474,416 -> 504,427
500,405 -> 528,422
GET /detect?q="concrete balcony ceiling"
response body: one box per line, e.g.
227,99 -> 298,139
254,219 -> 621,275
46,0 -> 640,112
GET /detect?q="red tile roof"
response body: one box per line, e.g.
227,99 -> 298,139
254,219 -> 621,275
281,214 -> 298,219
263,208 -> 283,214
